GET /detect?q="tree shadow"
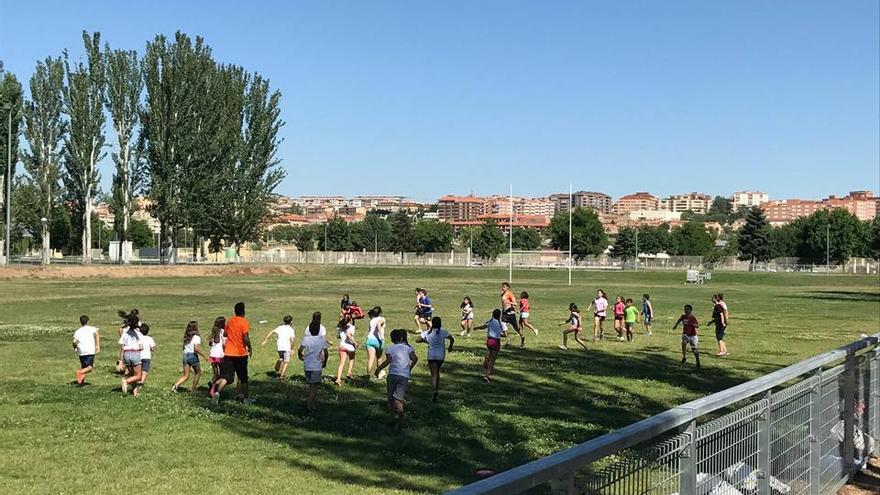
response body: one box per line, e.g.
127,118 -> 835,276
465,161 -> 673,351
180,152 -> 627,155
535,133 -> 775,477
203,345 -> 759,493
783,290 -> 880,303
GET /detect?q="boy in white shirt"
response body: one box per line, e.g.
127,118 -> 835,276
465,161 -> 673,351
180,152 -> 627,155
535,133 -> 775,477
298,314 -> 329,412
138,324 -> 156,387
72,315 -> 100,386
375,329 -> 419,430
261,315 -> 296,381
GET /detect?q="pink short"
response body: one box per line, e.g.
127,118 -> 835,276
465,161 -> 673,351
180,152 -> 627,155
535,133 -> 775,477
209,357 -> 223,364
486,338 -> 501,352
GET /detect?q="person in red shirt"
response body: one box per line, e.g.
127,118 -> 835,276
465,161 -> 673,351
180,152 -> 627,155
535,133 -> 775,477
212,302 -> 253,404
673,304 -> 701,369
518,291 -> 538,336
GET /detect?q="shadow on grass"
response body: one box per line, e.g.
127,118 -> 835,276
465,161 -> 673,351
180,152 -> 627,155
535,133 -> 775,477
785,290 -> 880,303
199,344 -> 758,493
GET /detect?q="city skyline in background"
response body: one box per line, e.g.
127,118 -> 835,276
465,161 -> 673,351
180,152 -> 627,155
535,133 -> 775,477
1,1 -> 878,201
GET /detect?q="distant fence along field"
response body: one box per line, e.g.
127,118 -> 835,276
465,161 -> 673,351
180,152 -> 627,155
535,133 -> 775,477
10,249 -> 879,274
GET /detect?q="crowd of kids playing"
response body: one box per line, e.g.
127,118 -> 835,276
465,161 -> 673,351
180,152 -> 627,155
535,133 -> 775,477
71,284 -> 730,426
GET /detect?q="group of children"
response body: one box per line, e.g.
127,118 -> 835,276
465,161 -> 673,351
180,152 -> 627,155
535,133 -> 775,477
70,285 -> 729,426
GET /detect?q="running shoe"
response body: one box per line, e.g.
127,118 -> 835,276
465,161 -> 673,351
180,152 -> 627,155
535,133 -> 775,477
121,379 -> 128,394
558,345 -> 568,350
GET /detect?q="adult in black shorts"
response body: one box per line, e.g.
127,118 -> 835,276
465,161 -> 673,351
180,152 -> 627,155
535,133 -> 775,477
212,302 -> 253,404
710,294 -> 729,357
500,282 -> 523,347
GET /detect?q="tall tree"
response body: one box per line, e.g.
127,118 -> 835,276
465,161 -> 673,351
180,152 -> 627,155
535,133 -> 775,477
23,56 -> 66,263
512,226 -> 542,251
868,216 -> 880,261
472,219 -> 506,260
548,207 -> 608,260
736,207 -> 772,268
350,213 -> 392,251
61,32 -> 106,261
798,208 -> 865,264
412,219 -> 453,254
706,196 -> 732,223
670,221 -> 714,256
317,217 -> 352,251
221,73 -> 285,254
610,227 -> 637,260
0,62 -> 24,241
388,211 -> 415,253
104,44 -> 143,262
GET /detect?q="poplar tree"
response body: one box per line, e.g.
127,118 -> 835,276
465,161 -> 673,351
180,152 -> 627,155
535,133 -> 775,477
23,56 -> 65,264
0,63 -> 24,239
61,32 -> 106,261
104,44 -> 143,262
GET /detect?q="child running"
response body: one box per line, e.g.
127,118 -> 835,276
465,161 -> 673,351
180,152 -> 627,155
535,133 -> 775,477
334,315 -> 357,386
414,288 -> 433,331
673,304 -> 701,370
115,308 -> 138,373
138,323 -> 155,387
474,309 -> 508,383
208,316 -> 226,398
72,315 -> 100,386
613,295 -> 625,341
519,292 -> 538,336
365,306 -> 386,379
500,282 -> 524,347
416,316 -> 454,403
623,299 -> 639,342
298,312 -> 329,412
172,321 -> 209,393
586,290 -> 608,341
261,315 -> 296,381
375,329 -> 419,430
459,297 -> 474,336
118,313 -> 143,396
558,303 -> 587,350
641,294 -> 654,336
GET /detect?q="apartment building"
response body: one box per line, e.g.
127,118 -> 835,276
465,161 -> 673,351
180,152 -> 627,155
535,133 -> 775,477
660,192 -> 712,214
549,191 -> 612,214
761,191 -> 877,225
612,192 -> 660,214
731,191 -> 769,210
437,194 -> 488,221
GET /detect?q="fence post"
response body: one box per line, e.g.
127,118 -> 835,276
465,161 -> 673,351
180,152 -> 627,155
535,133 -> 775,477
680,420 -> 697,495
809,371 -> 822,495
844,350 -> 856,481
548,472 -> 575,495
872,350 -> 879,456
757,392 -> 771,495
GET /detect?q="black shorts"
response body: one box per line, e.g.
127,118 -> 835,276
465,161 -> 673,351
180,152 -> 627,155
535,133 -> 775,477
501,309 -> 520,331
427,359 -> 444,369
79,354 -> 95,368
220,355 -> 249,384
715,324 -> 727,342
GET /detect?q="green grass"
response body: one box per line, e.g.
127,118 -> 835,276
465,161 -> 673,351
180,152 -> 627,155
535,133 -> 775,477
0,266 -> 878,494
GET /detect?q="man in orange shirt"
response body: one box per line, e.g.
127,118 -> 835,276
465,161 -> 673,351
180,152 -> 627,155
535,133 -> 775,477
500,282 -> 524,347
212,302 -> 253,404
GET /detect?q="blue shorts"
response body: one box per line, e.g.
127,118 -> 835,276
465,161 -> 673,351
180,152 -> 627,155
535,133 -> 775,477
141,359 -> 152,372
79,354 -> 95,368
643,315 -> 653,325
183,352 -> 200,368
366,337 -> 384,350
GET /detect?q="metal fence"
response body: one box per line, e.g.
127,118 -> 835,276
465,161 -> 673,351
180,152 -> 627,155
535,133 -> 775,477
446,334 -> 880,495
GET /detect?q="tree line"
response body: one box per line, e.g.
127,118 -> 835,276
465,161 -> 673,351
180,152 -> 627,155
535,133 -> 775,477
0,31 -> 284,262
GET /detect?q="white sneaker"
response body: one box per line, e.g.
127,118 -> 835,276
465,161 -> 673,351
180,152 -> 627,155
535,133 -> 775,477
558,345 -> 568,350
617,337 -> 625,341
378,370 -> 387,379
460,330 -> 468,336
121,379 -> 128,394
211,393 -> 220,405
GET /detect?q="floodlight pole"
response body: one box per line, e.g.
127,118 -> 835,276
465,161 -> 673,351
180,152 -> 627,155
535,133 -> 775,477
826,224 -> 830,272
568,183 -> 572,286
635,228 -> 639,271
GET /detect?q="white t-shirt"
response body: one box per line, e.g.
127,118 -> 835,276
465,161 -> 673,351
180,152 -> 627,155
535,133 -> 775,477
140,335 -> 156,360
368,316 -> 385,340
462,303 -> 473,318
301,334 -> 328,372
339,324 -> 356,342
73,326 -> 99,356
209,334 -> 225,359
273,325 -> 296,352
183,335 -> 201,354
420,328 -> 451,361
118,330 -> 142,351
386,343 -> 414,378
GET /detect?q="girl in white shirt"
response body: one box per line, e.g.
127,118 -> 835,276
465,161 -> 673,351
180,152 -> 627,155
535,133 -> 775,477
459,297 -> 474,336
365,306 -> 386,379
208,316 -> 226,398
334,315 -> 357,386
172,321 -> 208,393
416,316 -> 454,403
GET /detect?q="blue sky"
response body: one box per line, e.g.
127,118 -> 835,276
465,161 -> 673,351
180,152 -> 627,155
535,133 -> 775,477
1,1 -> 878,202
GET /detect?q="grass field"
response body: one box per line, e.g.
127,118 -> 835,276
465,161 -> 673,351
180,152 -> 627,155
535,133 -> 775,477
0,266 -> 878,494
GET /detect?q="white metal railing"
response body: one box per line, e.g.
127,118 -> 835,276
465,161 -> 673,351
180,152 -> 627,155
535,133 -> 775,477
446,334 -> 880,495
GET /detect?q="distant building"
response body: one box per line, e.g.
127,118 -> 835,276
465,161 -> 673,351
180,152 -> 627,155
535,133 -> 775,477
660,192 -> 712,214
761,191 -> 877,225
731,191 -> 769,210
448,214 -> 550,234
437,194 -> 487,221
549,191 -> 612,214
613,192 -> 660,214
625,209 -> 682,223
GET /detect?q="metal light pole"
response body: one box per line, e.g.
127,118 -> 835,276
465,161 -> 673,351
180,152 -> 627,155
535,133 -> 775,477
635,228 -> 639,272
40,217 -> 49,264
508,184 -> 513,284
4,103 -> 12,266
568,183 -> 572,286
826,224 -> 830,272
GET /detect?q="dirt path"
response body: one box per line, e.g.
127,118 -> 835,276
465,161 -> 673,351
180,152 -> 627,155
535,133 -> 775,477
0,264 -> 305,280
837,457 -> 880,495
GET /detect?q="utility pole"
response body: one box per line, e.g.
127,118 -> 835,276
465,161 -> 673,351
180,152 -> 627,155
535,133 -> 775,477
568,184 -> 572,286
826,224 -> 830,272
635,228 -> 639,272
4,104 -> 12,266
